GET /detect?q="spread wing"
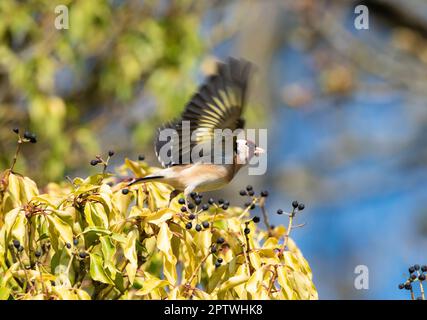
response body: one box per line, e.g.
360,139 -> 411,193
154,57 -> 253,167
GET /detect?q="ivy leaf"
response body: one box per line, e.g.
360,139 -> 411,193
89,253 -> 114,285
0,287 -> 11,300
135,277 -> 169,296
156,222 -> 177,284
123,229 -> 138,285
46,214 -> 73,248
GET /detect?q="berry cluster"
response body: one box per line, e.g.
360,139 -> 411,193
181,192 -> 228,232
12,128 -> 37,144
12,239 -> 24,253
277,200 -> 305,218
90,150 -> 115,175
239,185 -> 268,210
212,237 -> 226,268
9,127 -> 38,172
398,264 -> 427,300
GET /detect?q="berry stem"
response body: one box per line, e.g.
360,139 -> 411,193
16,249 -> 31,292
37,262 -> 49,299
282,209 -> 296,252
185,251 -> 212,296
418,271 -> 425,300
259,197 -> 271,235
267,265 -> 278,296
10,138 -> 23,172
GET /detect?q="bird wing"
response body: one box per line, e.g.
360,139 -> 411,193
154,57 -> 253,167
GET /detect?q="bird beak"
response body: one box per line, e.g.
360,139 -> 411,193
254,146 -> 265,156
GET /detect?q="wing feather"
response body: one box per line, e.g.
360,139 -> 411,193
154,57 -> 253,167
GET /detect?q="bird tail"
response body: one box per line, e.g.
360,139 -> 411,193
128,175 -> 164,187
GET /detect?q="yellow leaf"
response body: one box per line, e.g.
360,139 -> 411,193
135,277 -> 169,296
123,229 -> 138,285
246,267 -> 264,294
156,222 -> 177,284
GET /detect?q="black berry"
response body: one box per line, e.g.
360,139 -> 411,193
210,245 -> 217,253
190,192 -> 197,199
292,201 -> 299,209
244,228 -> 250,235
222,204 -> 229,210
195,224 -> 202,232
239,190 -> 247,196
410,274 -> 417,280
13,240 -> 20,249
178,198 -> 186,205
252,216 -> 260,223
217,258 -> 223,263
35,251 -> 42,258
138,155 -> 145,161
421,265 -> 427,272
188,203 -> 195,210
194,197 -> 202,205
73,239 -> 79,246
13,128 -> 19,134
218,199 -> 224,205
414,264 -> 420,271
181,206 -> 187,212
202,204 -> 209,211
79,252 -> 88,259
216,237 -> 225,244
108,150 -> 115,157
250,204 -> 256,210
215,261 -> 221,268
189,214 -> 196,220
298,203 -> 305,211
244,202 -> 251,207
277,209 -> 283,215
24,132 -> 37,143
248,190 -> 255,196
246,185 -> 253,191
261,190 -> 269,197
409,266 -> 416,274
202,221 -> 210,229
398,283 -> 404,290
66,243 -> 72,249
122,189 -> 129,195
90,159 -> 99,166
208,198 -> 215,205
404,283 -> 412,290
419,274 -> 426,281
185,222 -> 192,230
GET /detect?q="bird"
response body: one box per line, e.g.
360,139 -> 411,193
128,57 -> 264,204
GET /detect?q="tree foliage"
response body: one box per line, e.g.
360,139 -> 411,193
0,156 -> 317,300
0,0 -> 205,183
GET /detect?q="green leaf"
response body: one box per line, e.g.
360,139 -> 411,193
89,253 -> 114,285
46,214 -> 73,247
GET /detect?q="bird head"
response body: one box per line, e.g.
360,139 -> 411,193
235,139 -> 265,164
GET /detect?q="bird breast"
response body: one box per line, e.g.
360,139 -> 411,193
165,163 -> 236,192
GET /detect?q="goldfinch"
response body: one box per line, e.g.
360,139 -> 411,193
129,57 -> 264,201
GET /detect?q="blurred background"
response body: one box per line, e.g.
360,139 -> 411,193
1,0 -> 427,299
